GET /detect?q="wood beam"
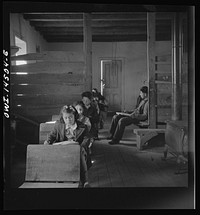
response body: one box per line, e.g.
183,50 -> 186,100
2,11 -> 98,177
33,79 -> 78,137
44,33 -> 171,42
171,13 -> 182,120
24,12 -> 174,21
43,27 -> 147,35
83,13 -> 92,91
188,6 -> 195,165
147,12 -> 157,128
30,19 -> 171,28
35,23 -> 170,33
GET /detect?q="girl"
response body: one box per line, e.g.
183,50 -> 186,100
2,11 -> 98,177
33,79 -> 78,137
44,105 -> 90,188
74,101 -> 91,132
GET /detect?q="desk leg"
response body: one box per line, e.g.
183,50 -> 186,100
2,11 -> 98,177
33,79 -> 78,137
162,144 -> 168,161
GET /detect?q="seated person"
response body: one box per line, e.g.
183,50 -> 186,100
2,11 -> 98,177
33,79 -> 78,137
44,105 -> 91,188
92,88 -> 108,129
81,91 -> 99,140
107,86 -> 149,145
74,100 -> 91,132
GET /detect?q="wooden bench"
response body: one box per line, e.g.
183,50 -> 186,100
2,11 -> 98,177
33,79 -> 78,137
52,115 -> 59,121
39,114 -> 60,144
39,122 -> 56,144
19,144 -> 80,188
133,128 -> 166,150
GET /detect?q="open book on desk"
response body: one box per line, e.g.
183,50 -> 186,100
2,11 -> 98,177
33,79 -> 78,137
116,112 -> 132,117
53,140 -> 79,146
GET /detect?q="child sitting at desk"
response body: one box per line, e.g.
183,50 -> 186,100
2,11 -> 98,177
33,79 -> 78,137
44,105 -> 91,188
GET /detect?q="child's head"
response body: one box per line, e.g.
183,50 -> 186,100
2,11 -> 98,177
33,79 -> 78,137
60,105 -> 78,126
81,91 -> 92,107
74,101 -> 85,115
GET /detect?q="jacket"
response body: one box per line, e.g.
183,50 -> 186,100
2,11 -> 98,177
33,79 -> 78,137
46,120 -> 90,149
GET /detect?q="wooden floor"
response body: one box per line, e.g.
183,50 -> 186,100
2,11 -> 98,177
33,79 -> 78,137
88,117 -> 188,187
10,116 -> 188,188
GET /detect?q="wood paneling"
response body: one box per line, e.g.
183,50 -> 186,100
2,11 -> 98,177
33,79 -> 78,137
11,51 -> 85,123
11,73 -> 84,85
12,94 -> 82,106
11,61 -> 84,74
157,93 -> 171,106
11,84 -> 84,95
11,51 -> 84,62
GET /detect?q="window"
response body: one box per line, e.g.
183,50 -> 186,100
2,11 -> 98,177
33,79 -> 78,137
15,36 -> 27,65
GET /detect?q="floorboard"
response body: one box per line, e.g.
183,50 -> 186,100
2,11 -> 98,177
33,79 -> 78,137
88,116 -> 188,188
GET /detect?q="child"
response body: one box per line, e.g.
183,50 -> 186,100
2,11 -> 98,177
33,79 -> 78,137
92,88 -> 108,129
74,101 -> 91,132
44,105 -> 90,188
81,91 -> 99,140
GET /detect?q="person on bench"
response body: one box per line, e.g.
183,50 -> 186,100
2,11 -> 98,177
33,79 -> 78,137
44,105 -> 91,188
81,91 -> 99,140
107,86 -> 148,145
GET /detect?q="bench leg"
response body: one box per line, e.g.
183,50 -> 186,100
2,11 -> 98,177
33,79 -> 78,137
136,135 -> 142,150
162,144 -> 168,160
136,131 -> 158,150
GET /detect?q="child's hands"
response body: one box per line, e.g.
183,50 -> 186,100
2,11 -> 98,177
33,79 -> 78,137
44,140 -> 50,145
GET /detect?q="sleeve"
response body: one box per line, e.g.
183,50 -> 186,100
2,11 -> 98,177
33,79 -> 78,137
85,117 -> 91,131
90,105 -> 99,123
46,123 -> 59,144
135,95 -> 142,109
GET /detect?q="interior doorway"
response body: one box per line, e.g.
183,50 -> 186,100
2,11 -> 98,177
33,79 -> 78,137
101,59 -> 122,112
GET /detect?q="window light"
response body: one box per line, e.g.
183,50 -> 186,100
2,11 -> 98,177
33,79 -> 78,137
16,72 -> 28,75
45,121 -> 56,124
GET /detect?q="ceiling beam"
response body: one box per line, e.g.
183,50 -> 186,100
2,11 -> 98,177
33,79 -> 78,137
30,19 -> 171,27
35,25 -> 170,34
24,12 -> 174,21
44,33 -> 170,42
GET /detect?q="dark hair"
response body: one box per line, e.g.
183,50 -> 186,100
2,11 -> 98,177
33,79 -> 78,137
59,105 -> 79,122
74,100 -> 85,109
81,91 -> 92,100
140,86 -> 148,94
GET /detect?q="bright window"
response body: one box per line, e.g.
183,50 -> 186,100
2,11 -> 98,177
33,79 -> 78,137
15,36 -> 27,65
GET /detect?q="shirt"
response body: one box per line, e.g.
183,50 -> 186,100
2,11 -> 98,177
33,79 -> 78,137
65,123 -> 77,140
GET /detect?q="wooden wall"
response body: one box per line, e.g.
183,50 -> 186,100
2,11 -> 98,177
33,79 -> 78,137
155,53 -> 188,125
11,51 -> 85,123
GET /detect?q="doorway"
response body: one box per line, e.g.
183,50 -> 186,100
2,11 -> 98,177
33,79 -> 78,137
101,59 -> 122,112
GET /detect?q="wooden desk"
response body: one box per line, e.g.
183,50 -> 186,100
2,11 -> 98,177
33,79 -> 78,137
19,144 -> 80,188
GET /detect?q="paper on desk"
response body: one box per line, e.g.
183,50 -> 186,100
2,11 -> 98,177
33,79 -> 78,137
116,112 -> 131,117
53,140 -> 79,145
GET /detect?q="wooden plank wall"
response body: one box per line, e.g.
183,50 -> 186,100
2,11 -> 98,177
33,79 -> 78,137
155,54 -> 188,125
11,51 -> 85,123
